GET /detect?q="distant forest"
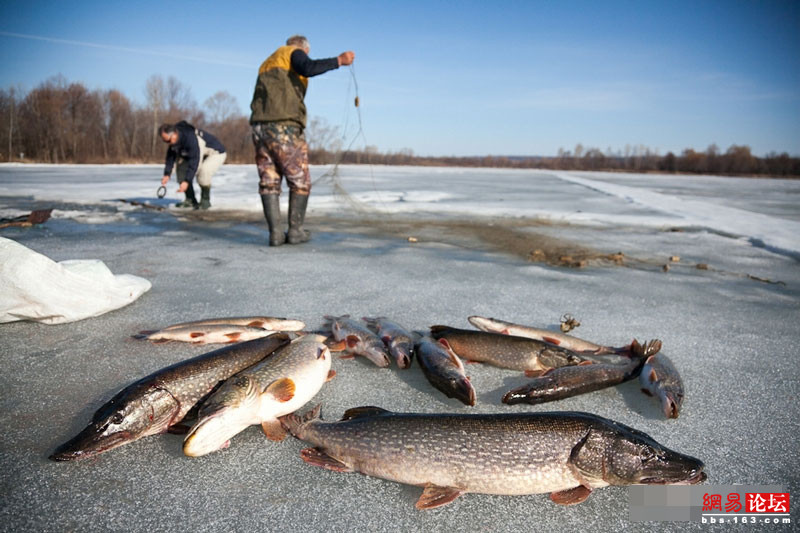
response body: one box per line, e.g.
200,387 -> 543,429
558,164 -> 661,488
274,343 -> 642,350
1,76 -> 798,177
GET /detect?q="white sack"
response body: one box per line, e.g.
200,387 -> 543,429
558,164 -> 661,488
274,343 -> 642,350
0,237 -> 151,324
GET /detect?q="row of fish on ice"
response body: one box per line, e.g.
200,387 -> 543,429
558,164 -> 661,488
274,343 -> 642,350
50,313 -> 700,510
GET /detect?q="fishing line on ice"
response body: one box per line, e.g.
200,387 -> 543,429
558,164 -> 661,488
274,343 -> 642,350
312,64 -> 387,212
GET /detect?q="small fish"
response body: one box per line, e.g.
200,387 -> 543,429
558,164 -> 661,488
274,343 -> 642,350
468,316 -> 657,358
502,355 -> 647,405
281,406 -> 706,510
325,315 -> 391,367
135,324 -> 276,345
161,316 -> 306,331
416,337 -> 475,406
50,334 -> 291,461
429,325 -> 586,373
640,353 -> 684,418
183,335 -> 333,457
363,317 -> 415,368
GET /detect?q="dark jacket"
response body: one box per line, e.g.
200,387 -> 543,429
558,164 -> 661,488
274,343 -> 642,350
249,46 -> 339,128
163,121 -> 226,184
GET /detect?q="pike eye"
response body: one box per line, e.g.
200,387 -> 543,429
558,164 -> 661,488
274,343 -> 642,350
111,412 -> 124,424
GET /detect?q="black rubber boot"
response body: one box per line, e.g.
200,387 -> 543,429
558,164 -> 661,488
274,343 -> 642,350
287,191 -> 310,244
199,186 -> 211,210
176,184 -> 198,209
260,194 -> 285,246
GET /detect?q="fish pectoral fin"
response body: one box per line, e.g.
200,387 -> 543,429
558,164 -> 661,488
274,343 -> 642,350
326,370 -> 337,382
300,447 -> 352,472
265,378 -> 296,402
326,339 -> 347,352
261,419 -> 288,441
550,485 -> 592,505
542,335 -> 561,346
416,484 -> 463,510
224,332 -> 242,340
648,369 -> 658,382
345,335 -> 360,349
340,406 -> 391,421
189,332 -> 206,338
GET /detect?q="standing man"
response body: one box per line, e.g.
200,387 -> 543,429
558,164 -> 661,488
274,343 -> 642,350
250,35 -> 354,245
159,121 -> 227,209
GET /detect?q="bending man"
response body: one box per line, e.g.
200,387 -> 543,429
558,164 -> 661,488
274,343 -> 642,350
250,35 -> 354,245
160,121 -> 227,209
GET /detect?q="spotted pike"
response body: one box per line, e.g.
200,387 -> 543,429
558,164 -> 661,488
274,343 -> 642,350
429,325 -> 585,373
325,315 -> 391,367
162,316 -> 306,331
363,317 -> 415,368
415,337 -> 476,406
503,356 -> 644,405
135,324 -> 277,345
468,315 -> 655,357
50,334 -> 291,461
183,335 -> 333,457
640,353 -> 684,418
282,406 -> 706,509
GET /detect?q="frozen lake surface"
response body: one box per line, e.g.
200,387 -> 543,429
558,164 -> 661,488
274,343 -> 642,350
1,164 -> 798,531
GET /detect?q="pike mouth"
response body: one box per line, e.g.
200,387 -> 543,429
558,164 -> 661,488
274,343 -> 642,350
640,468 -> 706,485
50,431 -> 131,461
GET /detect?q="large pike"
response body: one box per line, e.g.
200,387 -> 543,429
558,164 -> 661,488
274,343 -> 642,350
468,315 -> 654,357
430,325 -> 585,373
640,353 -> 684,418
325,315 -> 391,367
415,337 -> 476,406
502,344 -> 660,405
183,335 -> 333,456
162,316 -> 306,331
363,317 -> 415,368
135,324 -> 277,345
282,406 -> 706,510
50,334 -> 291,461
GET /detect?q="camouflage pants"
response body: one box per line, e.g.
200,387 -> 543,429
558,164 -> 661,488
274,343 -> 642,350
252,122 -> 311,195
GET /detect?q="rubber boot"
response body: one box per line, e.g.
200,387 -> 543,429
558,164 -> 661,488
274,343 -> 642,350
176,184 -> 198,209
199,186 -> 211,210
287,191 -> 310,244
260,194 -> 285,246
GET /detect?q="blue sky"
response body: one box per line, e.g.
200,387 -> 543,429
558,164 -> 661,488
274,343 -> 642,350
1,0 -> 798,157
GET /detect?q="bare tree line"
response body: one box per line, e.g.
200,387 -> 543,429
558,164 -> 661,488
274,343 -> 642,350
1,76 -> 798,177
0,75 -> 251,164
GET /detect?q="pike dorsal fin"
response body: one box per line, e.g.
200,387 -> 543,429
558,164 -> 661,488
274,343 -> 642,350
340,406 -> 391,421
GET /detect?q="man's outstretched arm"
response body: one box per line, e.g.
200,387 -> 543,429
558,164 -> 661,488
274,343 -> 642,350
290,49 -> 354,77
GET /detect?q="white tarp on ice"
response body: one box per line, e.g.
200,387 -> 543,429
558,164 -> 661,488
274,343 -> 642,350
0,237 -> 151,324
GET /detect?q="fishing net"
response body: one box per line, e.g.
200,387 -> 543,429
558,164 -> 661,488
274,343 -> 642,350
312,65 -> 383,214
